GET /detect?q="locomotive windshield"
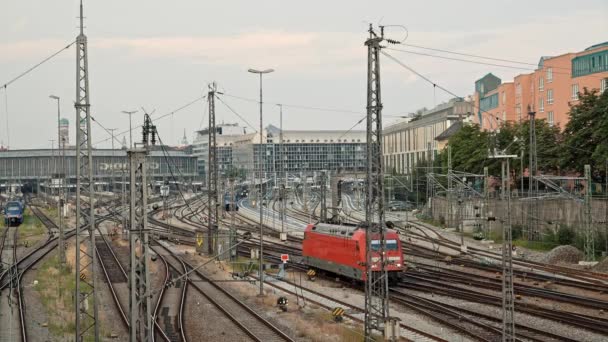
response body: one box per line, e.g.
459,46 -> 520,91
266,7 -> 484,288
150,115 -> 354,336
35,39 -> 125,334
370,239 -> 398,251
7,205 -> 20,211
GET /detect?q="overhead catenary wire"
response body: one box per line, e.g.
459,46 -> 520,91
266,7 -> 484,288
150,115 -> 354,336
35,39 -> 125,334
219,91 -> 410,118
214,94 -> 258,132
90,116 -> 124,147
93,95 -> 206,146
3,87 -> 9,148
0,40 -> 76,89
385,47 -> 596,78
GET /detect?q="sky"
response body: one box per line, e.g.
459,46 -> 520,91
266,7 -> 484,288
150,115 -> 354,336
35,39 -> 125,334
1,0 -> 607,149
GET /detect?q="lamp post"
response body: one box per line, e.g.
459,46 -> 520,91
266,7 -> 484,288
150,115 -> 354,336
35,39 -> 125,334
108,128 -> 117,192
122,110 -> 138,148
248,67 -> 274,297
50,95 -> 66,266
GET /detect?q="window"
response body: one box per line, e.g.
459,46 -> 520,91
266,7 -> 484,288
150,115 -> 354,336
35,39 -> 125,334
539,77 -> 544,91
571,84 -> 579,100
548,111 -> 554,127
539,97 -> 544,112
516,105 -> 522,121
547,68 -> 553,82
502,91 -> 506,105
547,89 -> 554,104
602,78 -> 608,93
370,239 -> 398,251
516,83 -> 521,97
502,111 -> 506,121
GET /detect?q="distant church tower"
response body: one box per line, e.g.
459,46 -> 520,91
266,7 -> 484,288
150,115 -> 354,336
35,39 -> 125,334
121,136 -> 127,149
180,129 -> 189,145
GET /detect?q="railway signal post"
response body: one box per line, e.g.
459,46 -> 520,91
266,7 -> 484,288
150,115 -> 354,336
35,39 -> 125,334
73,1 -> 100,340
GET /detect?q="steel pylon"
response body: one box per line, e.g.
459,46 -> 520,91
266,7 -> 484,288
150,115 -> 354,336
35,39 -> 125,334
583,165 -> 595,261
364,24 -> 391,340
74,1 -> 99,340
128,114 -> 156,341
128,149 -> 152,341
207,84 -> 219,255
501,160 -> 515,341
527,108 -> 539,241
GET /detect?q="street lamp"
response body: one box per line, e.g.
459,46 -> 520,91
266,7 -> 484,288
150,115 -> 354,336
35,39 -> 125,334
49,95 -> 66,265
122,110 -> 138,148
248,67 -> 274,297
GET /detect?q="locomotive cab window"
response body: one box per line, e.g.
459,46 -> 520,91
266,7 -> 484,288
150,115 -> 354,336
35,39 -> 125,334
370,239 -> 398,251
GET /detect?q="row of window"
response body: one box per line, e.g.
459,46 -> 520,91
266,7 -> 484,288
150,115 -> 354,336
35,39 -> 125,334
572,51 -> 608,78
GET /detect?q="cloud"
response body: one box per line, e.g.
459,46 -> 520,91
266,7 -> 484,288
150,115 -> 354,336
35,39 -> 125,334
91,30 -> 364,72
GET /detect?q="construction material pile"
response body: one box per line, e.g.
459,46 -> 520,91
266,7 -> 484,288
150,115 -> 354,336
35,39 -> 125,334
542,245 -> 583,264
594,257 -> 608,272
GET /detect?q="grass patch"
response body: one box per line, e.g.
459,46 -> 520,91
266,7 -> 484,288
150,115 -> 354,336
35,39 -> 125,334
35,253 -> 76,338
35,247 -> 110,341
17,208 -> 47,247
513,239 -> 559,252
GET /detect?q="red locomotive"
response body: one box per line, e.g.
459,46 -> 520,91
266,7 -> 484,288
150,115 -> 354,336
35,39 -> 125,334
302,223 -> 404,282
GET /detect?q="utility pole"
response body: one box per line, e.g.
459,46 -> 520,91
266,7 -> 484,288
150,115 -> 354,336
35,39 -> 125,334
230,178 -> 237,261
73,1 -> 100,340
108,128 -> 117,193
278,104 -> 286,238
122,159 -> 127,239
302,171 -> 308,214
527,106 -> 538,241
122,110 -> 138,149
320,171 -> 327,222
447,145 -> 453,228
128,114 -> 156,341
206,84 -> 219,255
364,24 -> 396,341
50,94 -> 66,266
483,166 -> 489,239
583,164 -> 595,261
248,68 -> 274,297
490,152 -> 517,342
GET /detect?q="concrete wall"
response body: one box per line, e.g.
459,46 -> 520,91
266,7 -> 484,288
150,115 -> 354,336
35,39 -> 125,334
430,196 -> 607,233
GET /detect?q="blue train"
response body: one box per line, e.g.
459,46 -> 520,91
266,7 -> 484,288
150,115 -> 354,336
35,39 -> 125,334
224,193 -> 239,212
4,199 -> 24,226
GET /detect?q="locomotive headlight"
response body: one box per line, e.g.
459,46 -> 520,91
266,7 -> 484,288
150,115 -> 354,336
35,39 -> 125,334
396,263 -> 401,267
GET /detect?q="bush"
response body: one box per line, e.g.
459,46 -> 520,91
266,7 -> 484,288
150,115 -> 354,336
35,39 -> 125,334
557,225 -> 575,245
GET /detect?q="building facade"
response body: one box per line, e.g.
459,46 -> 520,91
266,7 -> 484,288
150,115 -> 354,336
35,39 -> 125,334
383,98 -> 474,174
231,125 -> 367,177
192,123 -> 248,179
0,148 -> 197,183
475,42 -> 608,130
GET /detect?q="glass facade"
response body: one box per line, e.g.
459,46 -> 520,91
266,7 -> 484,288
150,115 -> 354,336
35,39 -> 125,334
572,50 -> 608,77
479,93 -> 499,111
0,149 -> 197,180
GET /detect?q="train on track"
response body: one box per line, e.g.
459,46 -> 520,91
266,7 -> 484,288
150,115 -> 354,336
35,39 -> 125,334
302,223 -> 404,282
223,193 -> 241,211
3,198 -> 25,226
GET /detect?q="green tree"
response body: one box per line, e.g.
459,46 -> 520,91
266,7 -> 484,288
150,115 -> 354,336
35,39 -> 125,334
561,88 -> 608,174
439,123 -> 496,174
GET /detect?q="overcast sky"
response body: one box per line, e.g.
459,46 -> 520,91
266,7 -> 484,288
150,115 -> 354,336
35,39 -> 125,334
1,0 -> 606,149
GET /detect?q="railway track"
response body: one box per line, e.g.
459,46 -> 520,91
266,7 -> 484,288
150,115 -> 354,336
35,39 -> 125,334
153,241 -> 294,342
94,225 -> 176,341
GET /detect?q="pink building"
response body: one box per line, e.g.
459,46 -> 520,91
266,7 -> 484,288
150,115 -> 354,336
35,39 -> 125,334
475,42 -> 608,130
